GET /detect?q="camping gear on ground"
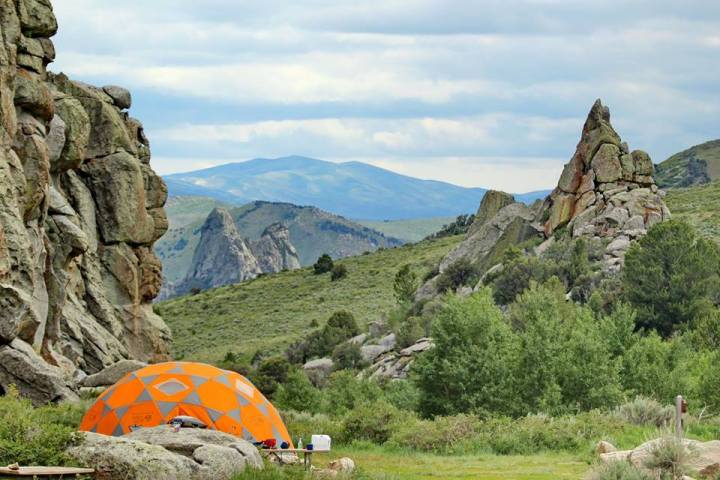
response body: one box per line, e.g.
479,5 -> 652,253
311,434 -> 332,451
79,361 -> 292,447
168,415 -> 207,429
306,443 -> 314,451
280,441 -> 290,449
262,438 -> 277,449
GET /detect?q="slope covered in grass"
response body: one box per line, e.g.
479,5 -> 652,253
355,217 -> 455,243
157,235 -> 462,362
665,181 -> 720,243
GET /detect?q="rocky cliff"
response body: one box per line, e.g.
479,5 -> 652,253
417,100 -> 670,301
0,0 -> 171,404
173,208 -> 300,296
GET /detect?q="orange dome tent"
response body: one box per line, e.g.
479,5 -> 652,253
79,361 -> 292,446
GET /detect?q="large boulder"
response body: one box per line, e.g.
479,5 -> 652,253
80,359 -> 146,388
601,438 -> 720,478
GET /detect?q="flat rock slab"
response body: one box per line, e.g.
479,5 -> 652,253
0,466 -> 95,476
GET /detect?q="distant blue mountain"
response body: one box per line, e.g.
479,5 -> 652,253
163,156 -> 550,221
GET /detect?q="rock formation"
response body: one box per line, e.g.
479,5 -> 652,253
249,222 -> 301,273
416,100 -> 671,302
174,208 -> 300,296
0,0 -> 170,404
540,99 -> 670,271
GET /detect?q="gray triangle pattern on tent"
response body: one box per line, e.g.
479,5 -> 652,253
236,394 -> 249,407
272,425 -> 283,443
215,374 -> 232,388
99,402 -> 111,419
190,375 -> 208,388
114,405 -> 130,421
207,408 -> 223,423
112,423 -> 124,437
157,401 -> 176,416
242,427 -> 256,442
139,374 -> 159,386
136,389 -> 153,403
257,402 -> 269,417
226,408 -> 242,422
182,390 -> 203,406
167,364 -> 186,374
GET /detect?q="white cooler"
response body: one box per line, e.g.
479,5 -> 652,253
311,434 -> 332,451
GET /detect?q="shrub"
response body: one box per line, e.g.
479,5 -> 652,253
251,356 -> 292,398
388,414 -> 481,453
280,410 -> 343,447
341,400 -> 409,444
331,342 -> 364,370
489,256 -> 554,305
313,254 -> 334,275
588,461 -> 654,480
286,311 -> 360,363
413,289 -> 520,417
395,316 -> 424,349
623,220 -> 720,337
643,436 -> 696,479
330,264 -> 348,281
435,259 -> 478,293
274,369 -> 322,413
0,386 -> 85,466
381,380 -> 421,412
322,371 -> 383,414
614,397 -> 674,428
393,265 -> 418,305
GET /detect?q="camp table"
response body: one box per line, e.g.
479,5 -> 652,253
0,466 -> 95,478
261,448 -> 328,470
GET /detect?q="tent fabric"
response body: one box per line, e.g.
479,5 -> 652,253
79,361 -> 292,446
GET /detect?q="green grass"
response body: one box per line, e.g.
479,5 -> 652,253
355,217 -> 455,243
317,446 -> 588,479
158,236 -> 462,363
665,181 -> 720,243
656,139 -> 720,188
165,195 -> 231,229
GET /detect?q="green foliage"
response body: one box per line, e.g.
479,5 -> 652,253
588,460 -> 654,480
425,214 -> 475,240
287,311 -> 361,364
413,289 -> 519,417
313,254 -> 334,274
274,369 -> 322,413
322,371 -> 384,414
394,316 -> 424,349
0,386 -> 85,467
613,397 -> 674,428
252,356 -> 292,398
387,414 -> 480,453
341,400 -> 409,444
435,258 -> 478,293
332,342 -> 364,370
330,264 -> 348,281
393,265 -> 418,305
623,220 -> 720,337
642,436 -> 695,479
488,255 -> 554,305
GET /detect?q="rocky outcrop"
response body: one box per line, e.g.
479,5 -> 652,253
540,99 -> 670,272
366,338 -> 434,380
0,0 -> 170,403
174,209 -> 301,296
249,222 -> 301,273
68,426 -> 262,480
601,438 -> 720,478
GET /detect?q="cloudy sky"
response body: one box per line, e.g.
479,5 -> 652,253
51,0 -> 719,192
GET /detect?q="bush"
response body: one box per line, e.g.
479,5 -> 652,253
280,410 -> 343,447
251,356 -> 292,398
330,264 -> 347,281
322,371 -> 383,414
393,265 -> 418,305
286,311 -> 360,363
435,259 -> 478,293
341,400 -> 409,444
313,254 -> 334,275
274,369 -> 321,413
388,414 -> 481,453
413,289 -> 519,417
643,436 -> 696,479
623,220 -> 720,337
394,316 -> 424,349
588,461 -> 654,480
614,397 -> 674,428
0,386 -> 85,466
331,342 -> 364,370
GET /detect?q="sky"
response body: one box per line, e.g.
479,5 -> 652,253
50,0 -> 720,192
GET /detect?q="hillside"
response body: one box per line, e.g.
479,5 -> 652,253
355,217 -> 454,243
655,139 -> 720,188
156,201 -> 402,283
665,181 -> 720,243
156,235 -> 462,362
164,196 -> 231,229
163,155 -> 550,220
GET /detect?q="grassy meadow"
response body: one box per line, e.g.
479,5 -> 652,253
157,235 -> 462,363
665,181 -> 720,243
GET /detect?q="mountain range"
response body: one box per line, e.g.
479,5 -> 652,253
163,156 -> 550,221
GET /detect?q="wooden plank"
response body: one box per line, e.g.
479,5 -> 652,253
0,466 -> 95,476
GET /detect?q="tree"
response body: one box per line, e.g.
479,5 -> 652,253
331,264 -> 348,281
313,254 -> 334,274
274,369 -> 321,412
332,342 -> 364,370
393,264 -> 418,304
413,289 -> 520,417
251,356 -> 291,398
623,220 -> 720,337
435,258 -> 477,293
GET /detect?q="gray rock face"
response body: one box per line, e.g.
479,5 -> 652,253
0,0 -> 171,404
102,85 -> 132,110
80,359 -> 146,388
249,223 -> 301,274
541,100 -> 671,271
175,211 -> 302,296
366,338 -> 434,380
